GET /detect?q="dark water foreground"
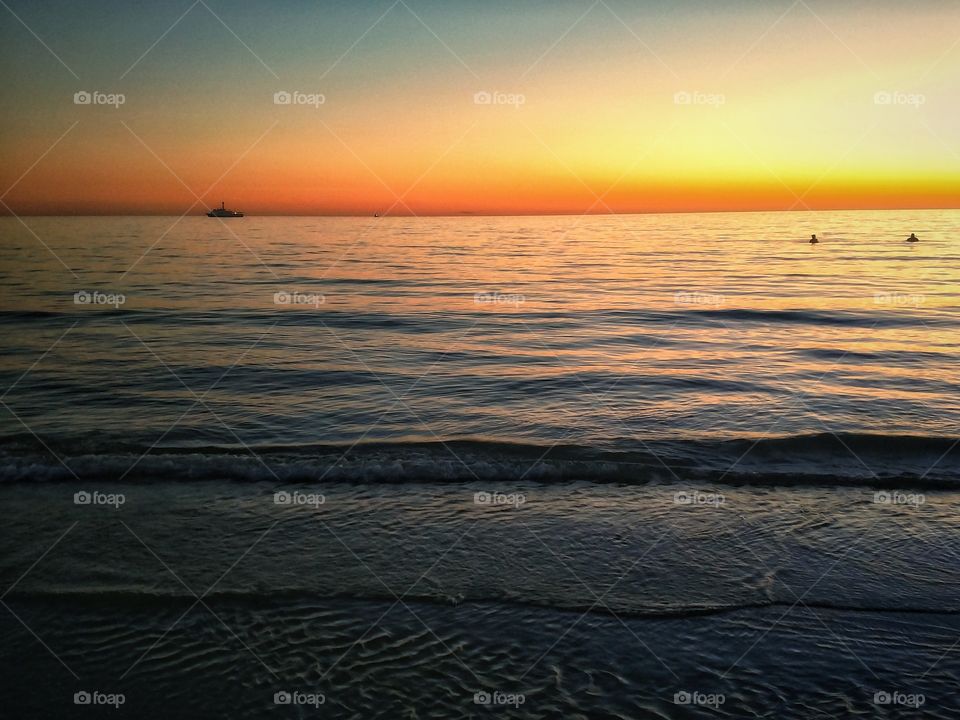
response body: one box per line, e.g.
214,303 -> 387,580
4,597 -> 954,719
1,480 -> 957,719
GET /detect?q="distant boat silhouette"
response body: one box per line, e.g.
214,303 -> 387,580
906,233 -> 919,243
207,201 -> 243,218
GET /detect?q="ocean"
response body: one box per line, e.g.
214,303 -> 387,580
1,209 -> 958,718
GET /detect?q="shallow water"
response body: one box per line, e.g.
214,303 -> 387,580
1,480 -> 958,718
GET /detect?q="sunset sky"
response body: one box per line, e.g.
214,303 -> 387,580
2,0 -> 959,215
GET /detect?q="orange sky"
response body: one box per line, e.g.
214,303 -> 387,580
2,1 -> 959,215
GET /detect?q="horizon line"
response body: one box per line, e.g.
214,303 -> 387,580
2,205 -> 959,219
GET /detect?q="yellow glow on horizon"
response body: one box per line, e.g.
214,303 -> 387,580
2,2 -> 959,215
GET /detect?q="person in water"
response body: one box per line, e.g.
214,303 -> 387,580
809,234 -> 819,244
906,233 -> 919,243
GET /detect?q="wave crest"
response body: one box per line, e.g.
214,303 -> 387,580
0,433 -> 957,487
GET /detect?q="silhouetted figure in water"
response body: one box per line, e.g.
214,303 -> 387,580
809,234 -> 819,244
906,233 -> 919,243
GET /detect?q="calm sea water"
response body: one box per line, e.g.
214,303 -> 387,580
1,210 -> 959,718
1,210 -> 959,480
